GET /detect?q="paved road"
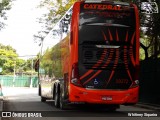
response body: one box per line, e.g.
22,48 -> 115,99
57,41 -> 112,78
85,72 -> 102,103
1,87 -> 160,120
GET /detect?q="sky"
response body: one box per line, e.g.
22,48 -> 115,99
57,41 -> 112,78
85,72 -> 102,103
0,0 -> 48,59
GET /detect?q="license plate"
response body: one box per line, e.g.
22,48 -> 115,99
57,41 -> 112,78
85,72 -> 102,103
101,96 -> 112,101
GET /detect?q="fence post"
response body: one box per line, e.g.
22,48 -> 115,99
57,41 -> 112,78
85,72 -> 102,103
13,61 -> 16,87
30,77 -> 32,88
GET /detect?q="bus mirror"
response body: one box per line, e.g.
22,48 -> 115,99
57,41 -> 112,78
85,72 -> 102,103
34,59 -> 39,72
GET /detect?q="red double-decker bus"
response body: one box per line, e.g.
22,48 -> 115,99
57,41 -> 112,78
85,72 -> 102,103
36,0 -> 140,110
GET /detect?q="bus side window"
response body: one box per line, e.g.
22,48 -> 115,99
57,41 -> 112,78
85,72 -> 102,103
62,8 -> 72,33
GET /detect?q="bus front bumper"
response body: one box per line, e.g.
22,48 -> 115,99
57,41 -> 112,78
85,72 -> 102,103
69,84 -> 139,105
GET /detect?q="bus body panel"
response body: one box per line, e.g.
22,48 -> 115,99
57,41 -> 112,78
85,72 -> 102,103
69,1 -> 140,105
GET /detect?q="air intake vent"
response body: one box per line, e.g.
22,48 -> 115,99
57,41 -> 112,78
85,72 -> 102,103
84,51 -> 93,59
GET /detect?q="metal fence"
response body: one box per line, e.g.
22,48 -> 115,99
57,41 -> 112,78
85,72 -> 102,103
0,75 -> 38,87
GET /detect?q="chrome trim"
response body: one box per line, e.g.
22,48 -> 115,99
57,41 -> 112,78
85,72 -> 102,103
96,45 -> 120,48
85,0 -> 102,3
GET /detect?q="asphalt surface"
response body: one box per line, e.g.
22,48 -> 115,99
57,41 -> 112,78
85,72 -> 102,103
0,87 -> 160,120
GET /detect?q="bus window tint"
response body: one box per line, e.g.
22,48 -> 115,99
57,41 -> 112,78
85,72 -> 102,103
79,4 -> 135,28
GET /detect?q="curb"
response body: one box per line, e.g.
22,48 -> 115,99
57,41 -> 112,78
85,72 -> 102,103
135,103 -> 160,111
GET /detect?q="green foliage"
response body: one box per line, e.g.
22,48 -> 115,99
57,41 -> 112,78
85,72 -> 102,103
0,43 -> 35,75
0,0 -> 11,12
0,0 -> 12,30
0,44 -> 17,74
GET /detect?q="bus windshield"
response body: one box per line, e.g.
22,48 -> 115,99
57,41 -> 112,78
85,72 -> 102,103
79,4 -> 135,28
79,3 -> 136,45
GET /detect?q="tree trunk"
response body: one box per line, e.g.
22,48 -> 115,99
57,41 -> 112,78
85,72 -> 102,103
140,42 -> 149,60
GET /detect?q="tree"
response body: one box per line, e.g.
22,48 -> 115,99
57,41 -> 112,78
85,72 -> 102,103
0,43 -> 34,75
0,44 -> 18,74
139,0 -> 160,60
0,0 -> 12,30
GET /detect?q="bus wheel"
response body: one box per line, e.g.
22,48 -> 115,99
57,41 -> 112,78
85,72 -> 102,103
54,91 -> 60,108
60,92 -> 68,110
41,96 -> 46,102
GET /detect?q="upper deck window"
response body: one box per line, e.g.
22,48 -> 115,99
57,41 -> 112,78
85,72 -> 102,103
79,3 -> 135,28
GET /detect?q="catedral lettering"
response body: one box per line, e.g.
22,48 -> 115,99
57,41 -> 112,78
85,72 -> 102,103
35,0 -> 140,111
84,4 -> 122,10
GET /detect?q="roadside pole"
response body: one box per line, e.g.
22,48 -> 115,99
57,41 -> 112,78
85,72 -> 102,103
30,58 -> 33,88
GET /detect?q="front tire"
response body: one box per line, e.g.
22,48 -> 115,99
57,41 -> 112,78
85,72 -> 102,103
60,92 -> 68,110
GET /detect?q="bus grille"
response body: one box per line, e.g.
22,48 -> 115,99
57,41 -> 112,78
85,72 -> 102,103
82,46 -> 131,70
